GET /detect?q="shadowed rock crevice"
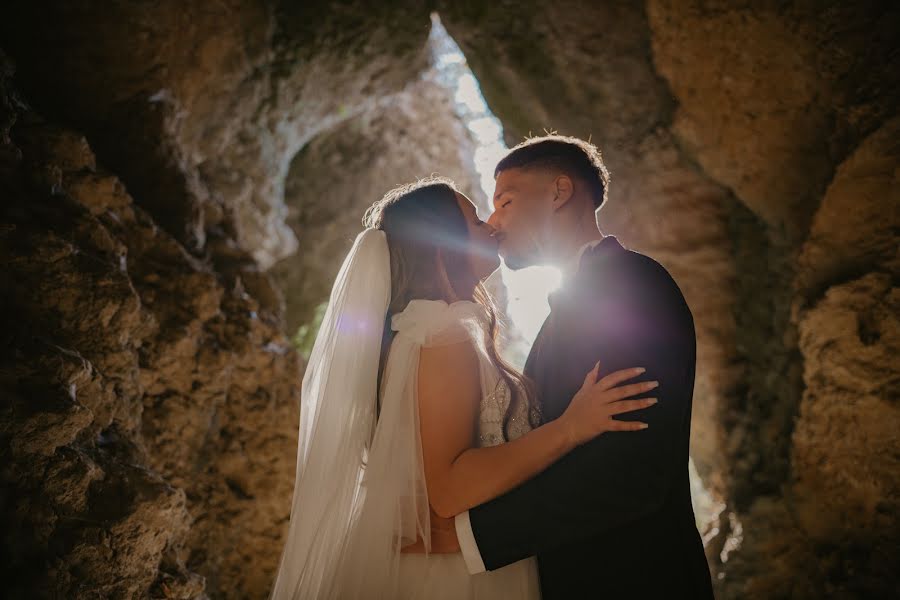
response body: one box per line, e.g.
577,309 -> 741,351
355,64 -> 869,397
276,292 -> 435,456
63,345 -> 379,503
722,204 -> 804,507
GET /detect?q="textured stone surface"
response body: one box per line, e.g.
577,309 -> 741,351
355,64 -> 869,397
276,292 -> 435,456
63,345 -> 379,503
795,273 -> 898,556
0,52 -> 300,598
1,1 -> 433,268
273,73 -> 483,332
796,117 -> 900,301
647,0 -> 900,240
437,0 -> 673,152
776,117 -> 900,599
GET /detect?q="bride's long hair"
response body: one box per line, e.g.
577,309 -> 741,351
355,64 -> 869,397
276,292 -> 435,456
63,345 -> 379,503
363,176 -> 541,439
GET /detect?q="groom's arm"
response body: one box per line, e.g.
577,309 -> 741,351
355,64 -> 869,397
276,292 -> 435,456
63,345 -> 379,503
455,256 -> 695,572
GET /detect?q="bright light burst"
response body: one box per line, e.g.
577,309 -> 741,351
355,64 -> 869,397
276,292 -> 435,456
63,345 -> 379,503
429,13 -> 560,364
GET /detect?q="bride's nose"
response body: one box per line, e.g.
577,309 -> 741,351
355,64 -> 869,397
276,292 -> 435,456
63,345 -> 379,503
486,212 -> 500,234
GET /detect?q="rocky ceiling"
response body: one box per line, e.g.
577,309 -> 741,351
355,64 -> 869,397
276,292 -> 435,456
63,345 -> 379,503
1,1 -> 898,598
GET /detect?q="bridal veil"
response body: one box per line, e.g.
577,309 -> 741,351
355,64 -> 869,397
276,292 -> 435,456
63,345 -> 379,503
269,228 -> 488,599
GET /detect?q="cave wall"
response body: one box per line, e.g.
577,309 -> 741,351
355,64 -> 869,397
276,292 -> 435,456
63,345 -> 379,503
649,3 -> 900,597
0,48 -> 301,597
272,65 -> 484,333
0,1 -> 435,270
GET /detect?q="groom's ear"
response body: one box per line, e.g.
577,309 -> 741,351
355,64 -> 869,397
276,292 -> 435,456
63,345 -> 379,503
551,175 -> 575,212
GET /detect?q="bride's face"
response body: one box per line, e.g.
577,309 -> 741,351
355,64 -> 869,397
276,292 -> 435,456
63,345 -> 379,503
453,192 -> 501,281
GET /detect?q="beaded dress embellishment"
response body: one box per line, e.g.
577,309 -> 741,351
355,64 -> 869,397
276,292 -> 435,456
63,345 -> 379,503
477,378 -> 533,447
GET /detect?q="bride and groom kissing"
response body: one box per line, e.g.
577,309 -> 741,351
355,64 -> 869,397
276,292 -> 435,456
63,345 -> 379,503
270,134 -> 715,599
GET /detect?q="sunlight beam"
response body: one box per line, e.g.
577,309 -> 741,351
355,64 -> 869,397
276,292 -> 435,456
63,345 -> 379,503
429,13 -> 561,366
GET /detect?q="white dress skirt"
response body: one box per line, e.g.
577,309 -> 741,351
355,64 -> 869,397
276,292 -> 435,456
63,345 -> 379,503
269,234 -> 543,600
397,552 -> 540,599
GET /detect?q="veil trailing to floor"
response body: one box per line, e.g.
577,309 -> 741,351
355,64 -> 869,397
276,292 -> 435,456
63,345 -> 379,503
270,227 -> 483,599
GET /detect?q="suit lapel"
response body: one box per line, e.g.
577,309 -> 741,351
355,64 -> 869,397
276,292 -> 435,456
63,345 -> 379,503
523,239 -> 623,425
524,301 -> 570,425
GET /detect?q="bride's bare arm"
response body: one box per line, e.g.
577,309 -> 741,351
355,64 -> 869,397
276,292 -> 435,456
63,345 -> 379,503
418,339 -> 657,520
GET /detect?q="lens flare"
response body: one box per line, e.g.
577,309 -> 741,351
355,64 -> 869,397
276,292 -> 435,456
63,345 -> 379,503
430,13 -> 562,364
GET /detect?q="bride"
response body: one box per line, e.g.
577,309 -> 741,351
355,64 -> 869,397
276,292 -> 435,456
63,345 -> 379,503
269,177 -> 656,599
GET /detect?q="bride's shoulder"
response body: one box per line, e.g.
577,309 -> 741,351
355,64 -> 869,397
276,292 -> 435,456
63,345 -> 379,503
391,299 -> 488,344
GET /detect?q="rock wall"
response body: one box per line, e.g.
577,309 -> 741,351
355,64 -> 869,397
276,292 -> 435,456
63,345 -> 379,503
648,3 -> 900,597
0,1 -> 435,269
1,51 -> 300,598
272,70 -> 484,333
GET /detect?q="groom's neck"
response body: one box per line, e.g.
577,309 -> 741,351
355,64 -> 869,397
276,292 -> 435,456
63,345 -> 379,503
546,211 -> 605,266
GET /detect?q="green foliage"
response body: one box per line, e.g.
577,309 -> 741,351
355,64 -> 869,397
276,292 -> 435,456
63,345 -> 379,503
291,301 -> 328,360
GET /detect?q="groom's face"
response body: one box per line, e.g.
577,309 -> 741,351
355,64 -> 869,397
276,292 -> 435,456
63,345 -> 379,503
487,168 -> 557,270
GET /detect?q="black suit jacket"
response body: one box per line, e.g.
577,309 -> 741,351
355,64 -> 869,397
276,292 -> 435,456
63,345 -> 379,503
468,236 -> 714,599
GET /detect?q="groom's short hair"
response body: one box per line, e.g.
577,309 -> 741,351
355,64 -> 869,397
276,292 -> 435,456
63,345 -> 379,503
494,134 -> 610,209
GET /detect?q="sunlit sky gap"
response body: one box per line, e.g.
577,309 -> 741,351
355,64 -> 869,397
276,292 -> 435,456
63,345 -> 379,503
428,14 -> 561,360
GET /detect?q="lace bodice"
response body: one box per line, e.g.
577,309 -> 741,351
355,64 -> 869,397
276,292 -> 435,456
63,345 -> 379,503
477,378 -> 533,447
391,299 -> 534,449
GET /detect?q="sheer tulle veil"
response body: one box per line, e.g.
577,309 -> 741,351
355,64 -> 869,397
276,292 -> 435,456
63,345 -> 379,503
270,227 -> 457,599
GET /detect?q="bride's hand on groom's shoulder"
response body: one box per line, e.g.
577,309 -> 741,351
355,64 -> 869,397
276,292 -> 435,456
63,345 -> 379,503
558,362 -> 659,448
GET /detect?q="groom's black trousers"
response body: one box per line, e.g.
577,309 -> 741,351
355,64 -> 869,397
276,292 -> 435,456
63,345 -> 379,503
467,236 -> 715,599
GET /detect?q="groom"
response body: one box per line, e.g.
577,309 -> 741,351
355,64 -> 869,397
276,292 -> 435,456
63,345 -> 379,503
455,135 -> 715,598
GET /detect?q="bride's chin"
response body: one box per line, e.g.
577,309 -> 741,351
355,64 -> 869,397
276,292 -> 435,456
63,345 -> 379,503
480,259 -> 501,281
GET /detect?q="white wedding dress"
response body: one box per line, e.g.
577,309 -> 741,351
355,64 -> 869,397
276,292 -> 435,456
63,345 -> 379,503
269,230 -> 540,600
392,299 -> 542,599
